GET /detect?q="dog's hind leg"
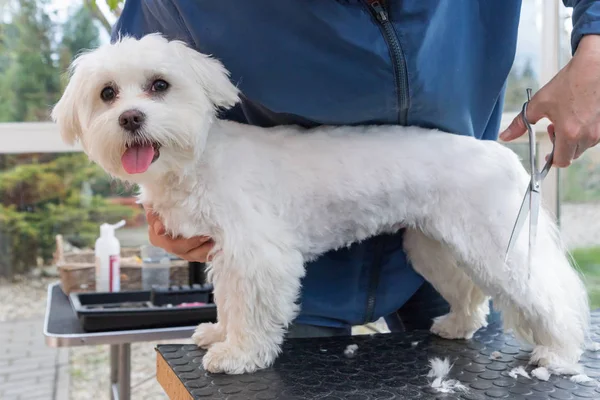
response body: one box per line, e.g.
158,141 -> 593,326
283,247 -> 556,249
404,228 -> 490,340
498,207 -> 590,374
427,145 -> 589,374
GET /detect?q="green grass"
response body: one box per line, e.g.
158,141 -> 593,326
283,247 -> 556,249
571,246 -> 600,310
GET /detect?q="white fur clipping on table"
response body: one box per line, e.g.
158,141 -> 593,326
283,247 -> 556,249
427,357 -> 468,394
532,367 -> 551,381
343,344 -> 358,358
508,366 -> 531,379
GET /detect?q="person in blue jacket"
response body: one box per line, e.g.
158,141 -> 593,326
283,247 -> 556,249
113,1 -> 600,338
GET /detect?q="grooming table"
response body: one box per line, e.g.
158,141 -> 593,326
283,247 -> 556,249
156,312 -> 600,399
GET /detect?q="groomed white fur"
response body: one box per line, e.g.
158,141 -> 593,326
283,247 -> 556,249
52,34 -> 590,375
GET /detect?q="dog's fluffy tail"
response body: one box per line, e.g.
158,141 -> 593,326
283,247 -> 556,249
501,206 -> 590,374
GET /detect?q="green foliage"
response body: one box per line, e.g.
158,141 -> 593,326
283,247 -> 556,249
0,0 -> 60,122
561,153 -> 600,203
106,0 -> 124,11
571,247 -> 600,310
0,0 -> 102,122
62,6 -> 100,56
0,154 -> 140,275
48,153 -> 139,198
58,5 -> 100,88
0,163 -> 67,208
91,0 -> 125,12
0,204 -> 38,276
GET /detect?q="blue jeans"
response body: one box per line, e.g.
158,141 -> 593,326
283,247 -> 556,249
286,281 -> 501,338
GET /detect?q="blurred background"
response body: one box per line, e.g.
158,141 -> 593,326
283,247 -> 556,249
0,0 -> 598,399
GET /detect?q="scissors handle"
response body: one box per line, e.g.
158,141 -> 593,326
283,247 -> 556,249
521,88 -> 555,186
538,148 -> 554,181
521,93 -> 536,180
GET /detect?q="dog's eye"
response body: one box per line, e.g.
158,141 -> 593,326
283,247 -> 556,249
100,86 -> 116,102
151,79 -> 169,92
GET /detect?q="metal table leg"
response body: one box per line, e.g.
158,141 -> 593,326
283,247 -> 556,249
118,343 -> 131,400
110,344 -> 119,400
110,344 -> 131,400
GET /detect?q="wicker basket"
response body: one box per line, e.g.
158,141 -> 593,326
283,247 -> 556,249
58,247 -> 189,294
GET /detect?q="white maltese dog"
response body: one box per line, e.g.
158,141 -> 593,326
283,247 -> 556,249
52,34 -> 590,375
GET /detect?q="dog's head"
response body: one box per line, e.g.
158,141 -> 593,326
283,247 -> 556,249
51,33 -> 240,181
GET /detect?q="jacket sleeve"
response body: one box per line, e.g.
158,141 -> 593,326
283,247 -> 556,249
110,0 -> 194,45
563,0 -> 600,52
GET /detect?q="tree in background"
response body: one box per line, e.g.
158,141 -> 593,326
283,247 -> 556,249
0,1 -> 102,122
0,0 -> 59,122
58,5 -> 100,88
86,0 -> 123,35
60,5 -> 100,68
0,154 -> 137,276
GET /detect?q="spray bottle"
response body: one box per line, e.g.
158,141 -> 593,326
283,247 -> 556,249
95,220 -> 126,292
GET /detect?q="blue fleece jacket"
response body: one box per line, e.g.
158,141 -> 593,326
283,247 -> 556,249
112,0 -> 600,329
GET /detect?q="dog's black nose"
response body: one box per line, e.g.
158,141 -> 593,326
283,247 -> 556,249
119,110 -> 145,132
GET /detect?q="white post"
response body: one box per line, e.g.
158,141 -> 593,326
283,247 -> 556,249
539,0 -> 561,222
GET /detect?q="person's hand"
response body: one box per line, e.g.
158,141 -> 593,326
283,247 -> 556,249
144,204 -> 215,262
500,34 -> 600,167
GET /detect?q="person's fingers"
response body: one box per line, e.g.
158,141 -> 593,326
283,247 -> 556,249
181,241 -> 216,263
153,234 -> 211,255
547,123 -> 555,141
544,124 -> 557,163
144,210 -> 157,229
499,93 -> 546,141
144,205 -> 166,235
142,203 -> 154,217
499,113 -> 528,142
142,202 -> 214,262
552,129 -> 578,167
573,126 -> 600,160
573,144 -> 584,160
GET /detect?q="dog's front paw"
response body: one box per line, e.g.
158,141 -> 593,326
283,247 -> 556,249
202,342 -> 276,374
431,312 -> 487,340
192,322 -> 226,349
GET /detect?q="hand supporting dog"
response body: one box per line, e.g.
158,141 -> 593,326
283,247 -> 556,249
144,205 -> 215,262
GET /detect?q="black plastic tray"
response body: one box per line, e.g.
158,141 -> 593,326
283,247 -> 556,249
69,287 -> 217,332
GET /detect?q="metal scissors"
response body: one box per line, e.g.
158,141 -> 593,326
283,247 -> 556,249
504,88 -> 555,271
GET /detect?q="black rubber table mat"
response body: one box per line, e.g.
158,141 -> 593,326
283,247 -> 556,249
157,311 -> 600,399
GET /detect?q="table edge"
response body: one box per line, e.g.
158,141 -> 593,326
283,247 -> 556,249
156,349 -> 194,400
43,282 -> 197,348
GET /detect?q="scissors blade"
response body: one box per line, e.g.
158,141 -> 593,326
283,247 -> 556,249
528,189 -> 541,269
505,188 -> 531,262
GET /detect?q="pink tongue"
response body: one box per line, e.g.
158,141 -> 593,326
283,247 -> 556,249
121,145 -> 155,174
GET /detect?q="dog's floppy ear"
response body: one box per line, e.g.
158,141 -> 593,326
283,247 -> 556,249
51,58 -> 87,145
171,40 -> 240,110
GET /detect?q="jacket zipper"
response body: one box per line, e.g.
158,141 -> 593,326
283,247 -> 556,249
364,237 -> 387,324
362,0 -> 410,324
365,0 -> 410,125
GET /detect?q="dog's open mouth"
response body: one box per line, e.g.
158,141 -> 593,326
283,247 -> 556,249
121,141 -> 161,174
